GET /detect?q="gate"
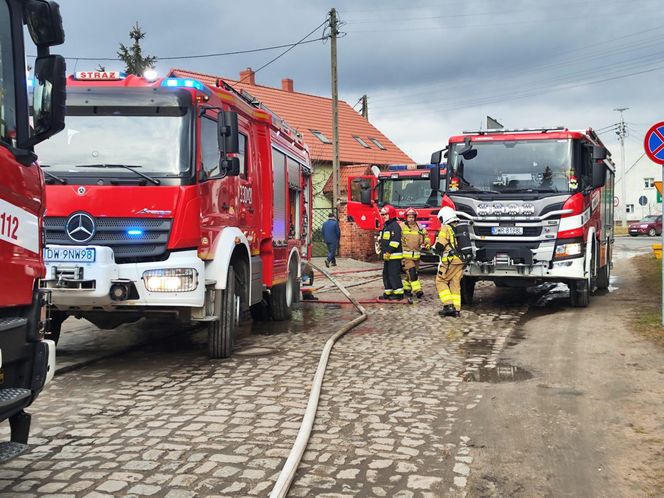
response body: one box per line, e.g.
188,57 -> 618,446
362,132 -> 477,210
312,208 -> 338,258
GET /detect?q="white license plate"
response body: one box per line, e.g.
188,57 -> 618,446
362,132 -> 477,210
491,226 -> 523,235
44,247 -> 96,263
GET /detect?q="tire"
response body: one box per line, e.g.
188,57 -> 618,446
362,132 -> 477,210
270,261 -> 297,321
46,310 -> 67,345
569,279 -> 589,307
208,266 -> 239,359
461,278 -> 476,306
629,233 -> 638,237
649,228 -> 657,237
249,299 -> 271,321
596,244 -> 611,291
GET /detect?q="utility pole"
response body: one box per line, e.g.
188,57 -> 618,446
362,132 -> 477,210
614,107 -> 629,227
360,95 -> 368,119
330,8 -> 340,213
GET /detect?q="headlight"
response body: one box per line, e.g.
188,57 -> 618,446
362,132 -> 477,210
142,268 -> 198,292
554,241 -> 583,260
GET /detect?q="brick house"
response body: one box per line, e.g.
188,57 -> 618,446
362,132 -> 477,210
169,68 -> 415,259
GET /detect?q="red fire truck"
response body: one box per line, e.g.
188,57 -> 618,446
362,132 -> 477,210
346,164 -> 447,261
1,0 -> 65,457
430,127 -> 615,307
36,72 -> 313,359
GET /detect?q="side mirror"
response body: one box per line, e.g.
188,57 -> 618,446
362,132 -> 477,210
221,157 -> 240,176
431,149 -> 444,165
23,55 -> 66,148
218,111 -> 239,154
24,0 -> 65,47
591,162 -> 607,189
430,165 -> 441,191
592,145 -> 607,161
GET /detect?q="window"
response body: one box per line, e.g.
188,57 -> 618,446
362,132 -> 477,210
310,130 -> 331,144
626,204 -> 634,214
238,132 -> 247,177
644,177 -> 655,188
353,135 -> 371,148
369,137 -> 386,150
0,1 -> 17,142
200,116 -> 220,176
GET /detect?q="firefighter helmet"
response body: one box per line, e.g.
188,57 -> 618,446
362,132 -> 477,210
405,207 -> 417,218
380,205 -> 397,219
437,206 -> 459,225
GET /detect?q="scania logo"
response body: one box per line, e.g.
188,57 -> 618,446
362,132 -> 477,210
65,213 -> 96,243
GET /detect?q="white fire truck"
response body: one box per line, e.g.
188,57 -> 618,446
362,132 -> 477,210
36,72 -> 313,358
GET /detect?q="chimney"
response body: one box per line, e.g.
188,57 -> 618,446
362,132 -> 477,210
281,78 -> 294,92
239,67 -> 256,85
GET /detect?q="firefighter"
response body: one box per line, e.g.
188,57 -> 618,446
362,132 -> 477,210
378,205 -> 404,300
400,207 -> 429,298
434,206 -> 464,317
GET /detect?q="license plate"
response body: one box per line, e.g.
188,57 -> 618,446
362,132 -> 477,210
491,226 -> 523,235
44,247 -> 96,263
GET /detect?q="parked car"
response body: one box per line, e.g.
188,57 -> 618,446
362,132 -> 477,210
628,215 -> 662,237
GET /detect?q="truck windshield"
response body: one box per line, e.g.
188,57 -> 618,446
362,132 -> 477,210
378,177 -> 441,208
0,1 -> 17,145
449,139 -> 574,195
35,105 -> 192,176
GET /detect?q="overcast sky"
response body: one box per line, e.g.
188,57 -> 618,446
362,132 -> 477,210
44,0 -> 664,171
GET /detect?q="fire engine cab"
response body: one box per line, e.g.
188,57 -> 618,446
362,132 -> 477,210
346,164 -> 447,261
36,71 -> 313,359
0,0 -> 65,458
430,127 -> 615,307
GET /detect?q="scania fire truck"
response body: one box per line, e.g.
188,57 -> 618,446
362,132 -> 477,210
0,0 -> 65,457
346,164 -> 446,261
36,71 -> 313,359
430,127 -> 615,307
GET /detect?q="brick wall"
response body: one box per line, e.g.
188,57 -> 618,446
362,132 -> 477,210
338,203 -> 379,261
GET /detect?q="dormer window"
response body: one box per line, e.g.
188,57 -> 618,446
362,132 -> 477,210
369,137 -> 386,150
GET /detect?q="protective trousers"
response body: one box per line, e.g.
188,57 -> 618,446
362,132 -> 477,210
402,258 -> 422,294
382,259 -> 404,298
435,262 -> 464,310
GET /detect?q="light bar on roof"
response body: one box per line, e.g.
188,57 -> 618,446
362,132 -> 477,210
161,78 -> 211,95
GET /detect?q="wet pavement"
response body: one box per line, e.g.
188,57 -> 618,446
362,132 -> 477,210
0,243 -> 654,497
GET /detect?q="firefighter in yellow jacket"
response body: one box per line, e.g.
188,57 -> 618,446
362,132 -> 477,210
400,207 -> 429,298
434,206 -> 464,317
378,205 -> 404,300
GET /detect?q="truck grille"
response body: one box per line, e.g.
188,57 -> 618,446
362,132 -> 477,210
474,226 -> 542,237
44,217 -> 172,263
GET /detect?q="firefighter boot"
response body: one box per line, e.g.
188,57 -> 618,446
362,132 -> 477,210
438,304 -> 456,317
415,291 -> 424,299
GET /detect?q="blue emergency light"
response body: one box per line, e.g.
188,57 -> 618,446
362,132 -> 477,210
127,229 -> 144,236
388,165 -> 408,171
161,78 -> 211,95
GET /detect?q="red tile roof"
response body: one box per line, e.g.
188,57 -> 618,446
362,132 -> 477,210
322,164 -> 371,195
169,68 -> 415,166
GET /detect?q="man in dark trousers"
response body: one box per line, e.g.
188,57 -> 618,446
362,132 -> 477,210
378,205 -> 404,300
322,212 -> 341,268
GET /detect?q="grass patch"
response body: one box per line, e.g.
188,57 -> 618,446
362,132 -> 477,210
632,254 -> 664,346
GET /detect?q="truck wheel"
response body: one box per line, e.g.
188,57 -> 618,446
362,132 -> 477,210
461,278 -> 476,306
208,266 -> 239,359
569,279 -> 589,307
271,261 -> 297,321
250,299 -> 271,321
46,311 -> 67,345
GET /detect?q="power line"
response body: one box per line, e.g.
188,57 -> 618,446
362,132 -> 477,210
27,36 -> 326,62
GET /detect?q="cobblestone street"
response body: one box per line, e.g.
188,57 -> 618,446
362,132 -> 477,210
0,258 -> 532,497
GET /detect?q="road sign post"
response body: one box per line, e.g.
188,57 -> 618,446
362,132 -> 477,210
643,121 -> 664,326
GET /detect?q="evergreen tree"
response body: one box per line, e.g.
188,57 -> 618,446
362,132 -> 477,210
117,22 -> 157,75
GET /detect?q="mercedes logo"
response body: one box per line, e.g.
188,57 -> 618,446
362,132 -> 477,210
65,213 -> 96,243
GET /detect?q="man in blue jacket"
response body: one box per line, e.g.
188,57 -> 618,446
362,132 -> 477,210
322,212 -> 341,268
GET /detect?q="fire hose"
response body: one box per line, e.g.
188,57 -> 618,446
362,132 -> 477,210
269,263 -> 368,498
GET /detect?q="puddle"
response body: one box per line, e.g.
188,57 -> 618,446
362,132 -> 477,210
463,362 -> 533,383
459,338 -> 496,357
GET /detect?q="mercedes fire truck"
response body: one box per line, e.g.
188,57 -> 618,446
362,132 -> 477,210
346,164 -> 447,261
0,0 -> 65,457
430,127 -> 615,307
36,72 -> 313,359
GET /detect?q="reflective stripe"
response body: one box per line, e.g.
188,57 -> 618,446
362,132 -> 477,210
389,240 -> 400,248
382,232 -> 391,239
384,289 -> 393,295
385,252 -> 403,260
403,280 -> 412,291
393,288 -> 404,295
411,280 -> 422,292
403,251 -> 421,259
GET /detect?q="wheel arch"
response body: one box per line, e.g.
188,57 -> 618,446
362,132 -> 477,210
205,228 -> 252,301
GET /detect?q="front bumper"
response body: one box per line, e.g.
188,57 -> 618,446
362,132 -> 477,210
465,255 -> 586,281
40,246 -> 205,310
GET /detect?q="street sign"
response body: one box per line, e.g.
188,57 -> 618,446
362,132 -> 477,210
639,195 -> 648,206
613,196 -> 619,207
644,121 -> 664,165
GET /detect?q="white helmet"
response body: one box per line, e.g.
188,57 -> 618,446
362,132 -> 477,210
437,206 -> 459,225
